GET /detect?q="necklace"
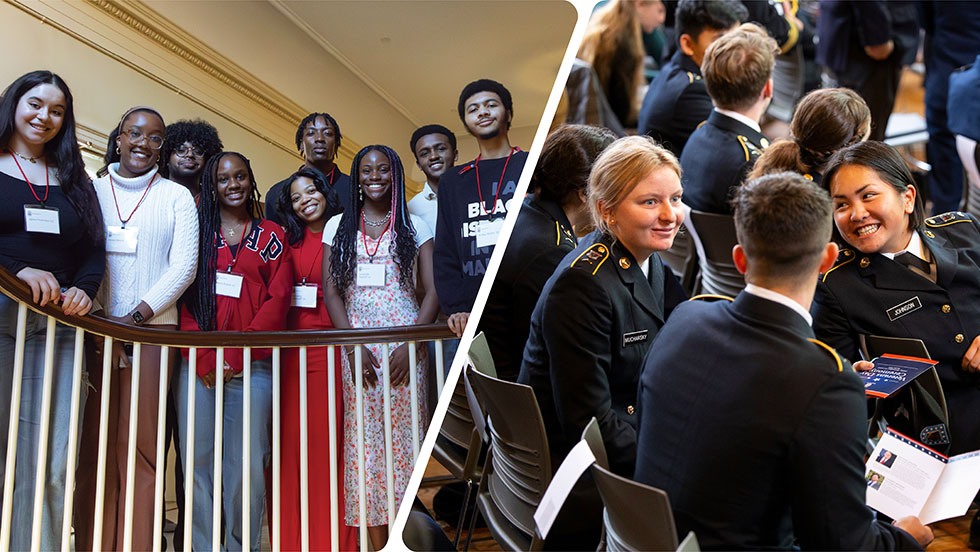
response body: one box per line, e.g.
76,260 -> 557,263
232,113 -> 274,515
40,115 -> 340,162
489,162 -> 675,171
224,219 -> 246,238
8,150 -> 40,164
363,211 -> 392,228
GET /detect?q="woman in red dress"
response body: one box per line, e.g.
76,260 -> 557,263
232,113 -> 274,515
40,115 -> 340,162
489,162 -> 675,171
276,166 -> 354,550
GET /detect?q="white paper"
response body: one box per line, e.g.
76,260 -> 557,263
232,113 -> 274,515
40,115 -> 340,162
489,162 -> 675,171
215,271 -> 244,298
476,218 -> 504,248
533,439 -> 596,539
918,450 -> 980,524
356,263 -> 386,287
23,205 -> 60,234
865,430 -> 980,524
291,284 -> 317,308
106,226 -> 139,253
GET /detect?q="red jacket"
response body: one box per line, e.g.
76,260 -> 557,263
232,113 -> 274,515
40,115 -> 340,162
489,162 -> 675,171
181,219 -> 293,376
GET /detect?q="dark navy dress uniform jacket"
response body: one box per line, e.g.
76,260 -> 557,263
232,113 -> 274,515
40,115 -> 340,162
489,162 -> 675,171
813,212 -> 980,455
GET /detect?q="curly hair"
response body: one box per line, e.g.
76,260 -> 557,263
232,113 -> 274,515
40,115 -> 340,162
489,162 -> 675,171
329,145 -> 418,298
159,119 -> 223,178
187,152 -> 264,331
277,166 -> 341,246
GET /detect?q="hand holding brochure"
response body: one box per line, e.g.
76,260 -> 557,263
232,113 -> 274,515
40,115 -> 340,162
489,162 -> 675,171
865,429 -> 980,524
859,354 -> 938,398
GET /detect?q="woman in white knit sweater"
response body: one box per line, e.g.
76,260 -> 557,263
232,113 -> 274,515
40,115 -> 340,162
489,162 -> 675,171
74,106 -> 198,551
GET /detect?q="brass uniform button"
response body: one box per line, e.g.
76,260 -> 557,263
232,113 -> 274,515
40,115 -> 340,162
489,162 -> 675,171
925,230 -> 935,238
860,257 -> 871,268
626,405 -> 635,415
942,304 -> 952,314
620,257 -> 631,269
955,334 -> 965,344
597,245 -> 606,254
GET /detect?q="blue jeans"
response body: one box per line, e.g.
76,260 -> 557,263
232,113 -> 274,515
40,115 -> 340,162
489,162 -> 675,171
0,294 -> 85,551
174,356 -> 272,551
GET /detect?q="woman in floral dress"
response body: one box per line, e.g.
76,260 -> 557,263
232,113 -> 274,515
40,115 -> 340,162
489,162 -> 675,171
323,144 -> 439,550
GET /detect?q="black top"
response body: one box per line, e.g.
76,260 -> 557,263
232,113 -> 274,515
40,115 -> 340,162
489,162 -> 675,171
433,150 -> 527,315
264,165 -> 349,226
0,170 -> 105,298
637,50 -> 713,156
636,293 -> 921,551
478,195 -> 577,381
680,110 -> 767,215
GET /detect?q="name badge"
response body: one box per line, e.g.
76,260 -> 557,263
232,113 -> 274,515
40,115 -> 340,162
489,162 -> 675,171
623,330 -> 649,347
886,296 -> 922,321
292,284 -> 317,308
476,218 -> 504,248
106,226 -> 139,253
356,263 -> 386,287
24,205 -> 60,234
216,271 -> 244,298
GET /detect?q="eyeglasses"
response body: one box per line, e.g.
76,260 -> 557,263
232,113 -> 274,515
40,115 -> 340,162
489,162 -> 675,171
175,144 -> 205,158
124,128 -> 164,150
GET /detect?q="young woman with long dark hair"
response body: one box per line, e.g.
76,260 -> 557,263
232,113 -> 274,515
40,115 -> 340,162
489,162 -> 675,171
0,69 -> 104,551
176,151 -> 292,551
323,145 -> 439,550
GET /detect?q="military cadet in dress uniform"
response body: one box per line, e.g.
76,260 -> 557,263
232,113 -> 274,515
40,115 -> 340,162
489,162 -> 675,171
813,142 -> 980,459
479,125 -> 616,382
517,136 -> 686,550
680,24 -> 776,215
636,0 -> 745,156
635,173 -> 932,550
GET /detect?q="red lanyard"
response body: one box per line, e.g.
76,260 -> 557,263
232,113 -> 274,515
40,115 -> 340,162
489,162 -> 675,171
325,165 -> 336,187
475,147 -> 517,217
220,220 -> 251,273
300,238 -> 322,284
109,173 -> 157,228
361,212 -> 391,260
10,154 -> 49,204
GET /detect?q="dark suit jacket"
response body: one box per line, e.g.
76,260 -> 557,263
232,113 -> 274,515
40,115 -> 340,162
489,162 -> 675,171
813,212 -> 980,455
478,195 -> 577,381
637,50 -> 713,157
518,230 -> 684,478
680,110 -> 767,215
635,292 -> 921,551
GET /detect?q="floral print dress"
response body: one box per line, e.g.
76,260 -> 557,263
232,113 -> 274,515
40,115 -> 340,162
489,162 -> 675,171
342,227 -> 428,527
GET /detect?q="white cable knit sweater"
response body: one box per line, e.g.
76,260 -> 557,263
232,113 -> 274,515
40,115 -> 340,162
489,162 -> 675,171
94,164 -> 198,325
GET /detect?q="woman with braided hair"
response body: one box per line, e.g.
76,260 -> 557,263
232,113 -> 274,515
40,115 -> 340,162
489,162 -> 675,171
749,87 -> 871,184
323,145 -> 439,550
175,151 -> 292,551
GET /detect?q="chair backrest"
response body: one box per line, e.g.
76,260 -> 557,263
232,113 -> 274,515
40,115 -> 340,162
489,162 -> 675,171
466,366 -> 552,538
581,417 -> 609,471
860,335 -> 951,452
658,224 -> 698,295
686,210 -> 745,297
591,463 -> 679,552
440,332 -> 497,450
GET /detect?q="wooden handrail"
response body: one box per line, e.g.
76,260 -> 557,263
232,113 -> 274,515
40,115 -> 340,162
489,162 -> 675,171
0,268 -> 455,347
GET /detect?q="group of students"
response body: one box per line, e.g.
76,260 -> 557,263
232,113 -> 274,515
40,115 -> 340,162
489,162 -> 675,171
0,69 -> 528,551
472,8 -> 980,548
477,132 -> 978,551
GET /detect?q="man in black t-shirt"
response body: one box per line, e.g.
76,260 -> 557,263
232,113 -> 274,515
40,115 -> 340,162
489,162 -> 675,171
433,79 -> 527,341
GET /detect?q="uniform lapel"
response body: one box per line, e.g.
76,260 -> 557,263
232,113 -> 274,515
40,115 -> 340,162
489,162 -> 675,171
859,253 -> 936,292
614,242 -> 665,324
921,229 -> 957,289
